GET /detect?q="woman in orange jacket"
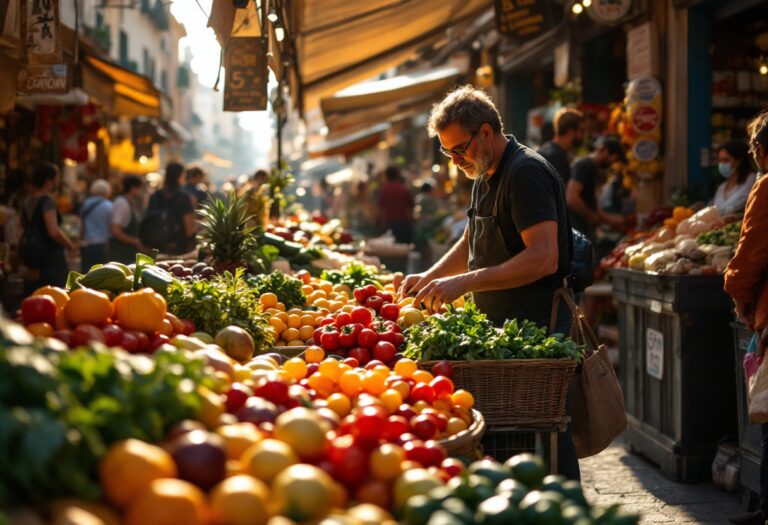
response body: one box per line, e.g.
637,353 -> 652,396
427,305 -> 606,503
725,109 -> 768,525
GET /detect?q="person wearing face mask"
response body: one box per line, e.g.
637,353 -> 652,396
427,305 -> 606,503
565,137 -> 627,244
538,108 -> 585,185
713,140 -> 756,216
400,86 -> 579,479
726,110 -> 768,525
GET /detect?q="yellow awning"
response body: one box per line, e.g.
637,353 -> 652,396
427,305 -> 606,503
82,54 -> 163,118
308,123 -> 389,159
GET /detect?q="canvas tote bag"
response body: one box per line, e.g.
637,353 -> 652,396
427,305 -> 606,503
550,288 -> 628,458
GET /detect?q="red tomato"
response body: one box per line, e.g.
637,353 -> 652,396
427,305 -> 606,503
53,329 -> 72,347
421,440 -> 447,467
441,458 -> 465,477
329,435 -> 369,485
403,440 -> 429,465
148,334 -> 170,353
410,414 -> 438,440
410,383 -> 436,404
120,331 -> 141,353
377,291 -> 394,304
351,406 -> 385,441
365,359 -> 385,370
383,415 -> 410,441
373,341 -> 397,363
393,432 -> 419,447
312,327 -> 324,345
256,380 -> 291,406
395,404 -> 417,422
361,284 -> 378,299
380,303 -> 400,321
429,377 -> 455,399
339,325 -> 357,347
343,357 -> 360,368
353,288 -> 367,304
225,382 -> 253,412
71,324 -> 105,347
335,312 -> 352,329
357,328 -> 378,349
180,319 -> 196,335
320,316 -> 336,326
364,295 -> 385,313
348,347 -> 371,366
350,307 -> 374,326
320,327 -> 340,351
21,295 -> 58,325
431,361 -> 454,378
131,331 -> 150,352
101,324 -> 125,347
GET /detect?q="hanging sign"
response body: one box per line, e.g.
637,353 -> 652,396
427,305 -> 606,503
223,37 -> 268,112
17,0 -> 70,94
494,0 -> 554,42
587,0 -> 632,25
646,328 -> 664,380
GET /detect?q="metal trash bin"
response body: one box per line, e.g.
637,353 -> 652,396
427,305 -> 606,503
611,268 -> 737,482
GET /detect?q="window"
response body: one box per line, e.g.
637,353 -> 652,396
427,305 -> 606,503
119,30 -> 128,66
143,48 -> 149,76
161,71 -> 168,91
96,12 -> 103,28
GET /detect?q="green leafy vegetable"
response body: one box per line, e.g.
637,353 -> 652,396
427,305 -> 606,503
696,221 -> 742,246
403,301 -> 584,362
0,337 -> 219,506
321,261 -> 382,290
166,269 -> 274,352
248,270 -> 307,309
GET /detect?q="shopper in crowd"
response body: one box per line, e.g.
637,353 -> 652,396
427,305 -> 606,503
566,136 -> 627,243
184,166 -> 209,208
142,162 -> 195,255
538,107 -> 585,185
713,140 -> 757,216
19,162 -> 76,293
726,110 -> 768,525
400,85 -> 578,480
110,175 -> 145,264
377,166 -> 415,243
79,179 -> 114,272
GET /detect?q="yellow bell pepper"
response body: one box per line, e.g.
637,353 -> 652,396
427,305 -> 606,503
114,288 -> 167,333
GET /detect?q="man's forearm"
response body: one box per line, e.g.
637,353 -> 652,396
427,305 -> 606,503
428,230 -> 469,279
463,246 -> 557,291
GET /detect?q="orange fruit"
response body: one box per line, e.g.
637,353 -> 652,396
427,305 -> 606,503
304,346 -> 325,363
259,293 -> 278,309
326,393 -> 351,417
274,302 -> 286,312
33,285 -> 69,311
300,314 -> 315,327
339,370 -> 362,397
380,389 -> 403,414
26,322 -> 53,337
216,423 -> 262,460
446,417 -> 468,435
307,373 -> 334,398
124,478 -> 207,525
283,358 -> 308,380
370,444 -> 404,481
301,284 -> 314,295
282,328 -> 300,342
362,371 -> 386,396
100,439 -> 177,508
317,281 -> 333,295
275,311 -> 289,324
411,370 -> 433,384
451,390 -> 475,410
272,464 -> 333,522
394,358 -> 417,378
318,358 -> 341,382
209,475 -> 269,525
268,318 -> 286,333
299,325 -> 314,341
286,315 -> 301,329
241,439 -> 298,484
64,288 -> 113,326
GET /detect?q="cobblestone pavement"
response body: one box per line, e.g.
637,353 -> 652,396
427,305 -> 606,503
581,440 -> 746,524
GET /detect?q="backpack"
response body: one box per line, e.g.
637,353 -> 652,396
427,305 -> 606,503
139,190 -> 184,251
19,197 -> 51,269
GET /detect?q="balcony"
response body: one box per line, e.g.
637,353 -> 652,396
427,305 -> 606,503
85,24 -> 111,54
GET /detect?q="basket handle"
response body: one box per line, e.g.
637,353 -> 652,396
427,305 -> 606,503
549,287 -> 602,358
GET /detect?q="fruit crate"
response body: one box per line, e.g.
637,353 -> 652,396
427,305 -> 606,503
480,422 -> 568,474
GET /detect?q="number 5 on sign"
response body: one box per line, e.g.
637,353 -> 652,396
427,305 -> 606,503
646,328 -> 664,380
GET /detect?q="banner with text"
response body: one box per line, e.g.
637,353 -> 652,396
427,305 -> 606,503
223,37 -> 268,112
495,0 -> 555,42
17,0 -> 70,94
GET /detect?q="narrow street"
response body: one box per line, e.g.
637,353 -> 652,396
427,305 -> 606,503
582,440 -> 744,524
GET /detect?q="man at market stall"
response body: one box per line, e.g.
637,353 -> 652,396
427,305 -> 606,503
400,85 -> 579,479
537,108 -> 585,185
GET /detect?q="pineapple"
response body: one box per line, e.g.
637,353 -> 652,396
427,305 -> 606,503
197,192 -> 258,273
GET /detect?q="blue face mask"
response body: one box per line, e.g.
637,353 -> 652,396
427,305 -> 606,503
718,162 -> 735,179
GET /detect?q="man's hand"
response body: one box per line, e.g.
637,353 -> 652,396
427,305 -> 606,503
413,275 -> 468,313
399,271 -> 433,297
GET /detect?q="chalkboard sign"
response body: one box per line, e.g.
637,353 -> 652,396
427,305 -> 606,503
223,37 -> 268,112
494,0 -> 554,41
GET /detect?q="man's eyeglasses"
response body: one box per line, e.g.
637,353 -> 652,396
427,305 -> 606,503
440,129 -> 479,158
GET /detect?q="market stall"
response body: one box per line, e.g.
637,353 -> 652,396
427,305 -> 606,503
603,205 -> 740,482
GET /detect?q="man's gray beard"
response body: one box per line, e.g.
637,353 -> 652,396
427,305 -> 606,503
461,155 -> 490,180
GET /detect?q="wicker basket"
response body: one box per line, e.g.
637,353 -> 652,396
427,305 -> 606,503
420,359 -> 577,427
439,409 -> 485,459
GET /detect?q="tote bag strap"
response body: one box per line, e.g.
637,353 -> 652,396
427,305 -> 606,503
549,287 -> 602,358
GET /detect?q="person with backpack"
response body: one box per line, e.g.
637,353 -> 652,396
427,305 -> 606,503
79,179 -> 114,272
110,175 -> 145,264
19,162 -> 76,294
399,86 -> 580,479
141,162 -> 195,255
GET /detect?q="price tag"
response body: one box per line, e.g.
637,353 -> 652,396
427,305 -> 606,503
646,328 -> 664,380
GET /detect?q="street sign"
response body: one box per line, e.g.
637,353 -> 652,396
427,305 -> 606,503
18,0 -> 70,95
494,0 -> 554,42
223,37 -> 268,112
17,63 -> 70,94
646,328 -> 664,380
